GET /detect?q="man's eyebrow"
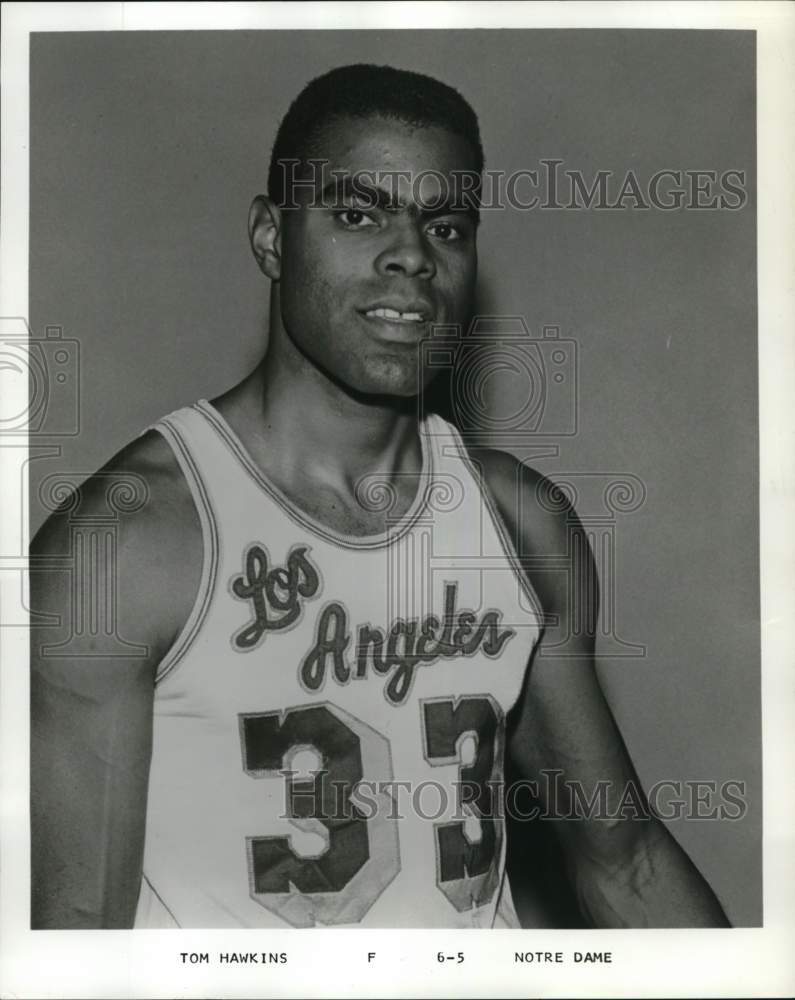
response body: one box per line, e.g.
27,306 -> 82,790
419,197 -> 481,225
319,175 -> 398,210
319,174 -> 480,223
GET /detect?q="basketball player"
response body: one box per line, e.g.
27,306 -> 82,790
30,64 -> 729,929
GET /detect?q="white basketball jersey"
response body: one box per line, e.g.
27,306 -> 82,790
134,400 -> 542,928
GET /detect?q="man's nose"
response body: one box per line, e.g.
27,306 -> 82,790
374,219 -> 437,280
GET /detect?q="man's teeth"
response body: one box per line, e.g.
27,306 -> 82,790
366,307 -> 424,321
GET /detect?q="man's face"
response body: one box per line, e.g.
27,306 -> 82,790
274,115 -> 479,398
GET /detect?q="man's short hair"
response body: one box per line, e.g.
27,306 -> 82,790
267,63 -> 484,207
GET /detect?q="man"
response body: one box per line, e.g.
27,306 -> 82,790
30,63 -> 729,929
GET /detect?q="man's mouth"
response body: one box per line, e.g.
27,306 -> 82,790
365,307 -> 426,323
360,295 -> 434,328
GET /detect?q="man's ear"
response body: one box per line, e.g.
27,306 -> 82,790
249,195 -> 282,280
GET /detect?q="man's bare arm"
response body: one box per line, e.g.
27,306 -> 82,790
478,449 -> 729,928
30,431 -> 200,928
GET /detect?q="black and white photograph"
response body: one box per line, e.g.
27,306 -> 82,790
1,3 -> 793,998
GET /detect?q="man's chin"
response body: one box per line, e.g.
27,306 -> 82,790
352,357 -> 427,401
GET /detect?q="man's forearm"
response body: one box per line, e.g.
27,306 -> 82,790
30,662 -> 153,929
566,817 -> 730,928
31,745 -> 147,929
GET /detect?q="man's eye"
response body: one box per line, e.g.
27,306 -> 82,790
335,208 -> 377,229
427,221 -> 463,242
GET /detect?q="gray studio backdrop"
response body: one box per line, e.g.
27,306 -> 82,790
29,30 -> 759,925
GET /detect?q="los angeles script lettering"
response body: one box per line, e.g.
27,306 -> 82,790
230,543 -> 515,706
230,543 -> 320,648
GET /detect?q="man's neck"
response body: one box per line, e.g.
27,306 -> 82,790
212,328 -> 423,499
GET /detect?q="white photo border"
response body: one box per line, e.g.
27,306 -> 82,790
1,2 -> 793,998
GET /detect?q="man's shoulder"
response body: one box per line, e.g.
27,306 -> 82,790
32,426 -> 202,658
463,445 -> 577,556
465,444 -> 597,635
34,427 -> 197,552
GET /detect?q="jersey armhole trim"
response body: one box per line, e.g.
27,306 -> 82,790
150,417 -> 219,686
444,421 -> 546,645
